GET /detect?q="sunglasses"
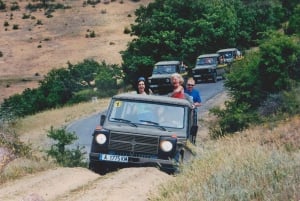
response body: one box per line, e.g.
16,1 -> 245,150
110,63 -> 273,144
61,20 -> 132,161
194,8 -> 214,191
187,84 -> 194,86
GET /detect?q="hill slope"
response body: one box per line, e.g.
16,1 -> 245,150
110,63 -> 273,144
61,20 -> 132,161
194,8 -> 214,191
0,0 -> 153,102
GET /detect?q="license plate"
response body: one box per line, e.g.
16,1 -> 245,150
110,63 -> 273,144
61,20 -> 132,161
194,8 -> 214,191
99,154 -> 128,163
194,75 -> 201,77
150,84 -> 158,88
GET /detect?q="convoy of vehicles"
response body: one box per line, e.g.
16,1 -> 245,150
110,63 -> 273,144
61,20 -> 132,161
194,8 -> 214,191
88,47 -> 243,175
89,93 -> 197,175
192,48 -> 243,83
191,53 -> 227,83
148,61 -> 187,94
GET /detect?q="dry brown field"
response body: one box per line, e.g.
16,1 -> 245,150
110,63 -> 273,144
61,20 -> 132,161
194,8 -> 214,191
0,0 -> 153,103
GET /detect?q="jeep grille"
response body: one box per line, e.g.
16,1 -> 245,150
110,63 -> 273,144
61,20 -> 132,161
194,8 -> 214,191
150,78 -> 170,85
109,132 -> 159,155
193,69 -> 211,74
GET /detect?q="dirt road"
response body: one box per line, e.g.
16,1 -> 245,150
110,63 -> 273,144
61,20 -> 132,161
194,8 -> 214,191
0,167 -> 172,201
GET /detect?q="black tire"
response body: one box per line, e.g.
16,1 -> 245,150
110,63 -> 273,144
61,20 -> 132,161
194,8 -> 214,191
89,162 -> 108,175
212,72 -> 217,83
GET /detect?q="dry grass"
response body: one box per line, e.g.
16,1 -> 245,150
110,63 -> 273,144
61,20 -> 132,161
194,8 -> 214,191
0,97 -> 111,183
151,115 -> 300,201
16,98 -> 111,148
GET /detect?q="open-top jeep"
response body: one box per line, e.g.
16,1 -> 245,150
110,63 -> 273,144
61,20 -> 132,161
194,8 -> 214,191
148,61 -> 187,94
89,93 -> 197,175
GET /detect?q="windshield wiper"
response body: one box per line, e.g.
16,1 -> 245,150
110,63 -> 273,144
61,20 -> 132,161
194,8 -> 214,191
139,120 -> 166,131
111,118 -> 137,127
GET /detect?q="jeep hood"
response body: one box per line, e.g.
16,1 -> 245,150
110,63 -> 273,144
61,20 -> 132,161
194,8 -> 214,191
148,74 -> 172,79
104,124 -> 187,138
193,64 -> 216,69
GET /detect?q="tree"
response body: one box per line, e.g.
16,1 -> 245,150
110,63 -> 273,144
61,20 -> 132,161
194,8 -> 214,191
121,0 -> 286,88
286,4 -> 300,35
46,126 -> 86,167
258,32 -> 300,93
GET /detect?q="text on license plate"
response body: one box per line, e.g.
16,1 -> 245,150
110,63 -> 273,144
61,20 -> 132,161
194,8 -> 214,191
99,154 -> 128,163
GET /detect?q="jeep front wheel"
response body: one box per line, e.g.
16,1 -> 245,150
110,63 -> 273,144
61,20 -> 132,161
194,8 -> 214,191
212,72 -> 217,83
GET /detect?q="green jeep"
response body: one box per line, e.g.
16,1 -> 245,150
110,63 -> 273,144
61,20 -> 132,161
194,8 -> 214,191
148,61 -> 187,94
89,93 -> 197,175
192,53 -> 227,83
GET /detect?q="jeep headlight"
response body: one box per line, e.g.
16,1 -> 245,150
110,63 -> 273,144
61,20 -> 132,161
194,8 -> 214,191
95,133 -> 107,144
165,78 -> 170,83
160,140 -> 173,152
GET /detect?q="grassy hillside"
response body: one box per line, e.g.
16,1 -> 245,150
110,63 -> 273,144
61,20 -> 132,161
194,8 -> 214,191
1,91 -> 299,200
151,115 -> 300,200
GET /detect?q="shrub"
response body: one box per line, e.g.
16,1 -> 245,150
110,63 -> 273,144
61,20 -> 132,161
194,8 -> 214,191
12,24 -> 19,30
22,13 -> 31,19
0,0 -> 6,10
36,20 -> 43,25
10,2 -> 19,11
89,30 -> 96,38
68,89 -> 99,104
0,124 -> 31,158
123,26 -> 130,34
4,21 -> 9,27
86,0 -> 101,6
209,101 -> 259,138
46,126 -> 87,167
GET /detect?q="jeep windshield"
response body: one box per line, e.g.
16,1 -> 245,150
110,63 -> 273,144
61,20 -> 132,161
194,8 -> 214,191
108,99 -> 185,129
152,65 -> 177,74
196,57 -> 217,65
218,51 -> 233,59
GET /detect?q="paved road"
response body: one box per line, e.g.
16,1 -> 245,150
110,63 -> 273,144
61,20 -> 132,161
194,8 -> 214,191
67,80 -> 225,158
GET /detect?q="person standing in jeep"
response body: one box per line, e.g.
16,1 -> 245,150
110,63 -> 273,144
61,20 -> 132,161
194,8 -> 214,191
182,77 -> 201,144
136,77 -> 153,95
169,73 -> 185,99
184,77 -> 202,125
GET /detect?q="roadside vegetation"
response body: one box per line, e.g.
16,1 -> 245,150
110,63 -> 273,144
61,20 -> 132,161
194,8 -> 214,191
0,0 -> 300,200
0,60 -> 121,120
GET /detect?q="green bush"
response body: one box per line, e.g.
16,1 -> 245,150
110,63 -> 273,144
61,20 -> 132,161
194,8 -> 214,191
286,4 -> 300,35
68,89 -> 99,104
10,2 -> 19,11
46,126 -> 87,167
22,13 -> 31,19
210,32 -> 300,137
3,21 -> 9,27
209,101 -> 259,138
0,0 -> 6,10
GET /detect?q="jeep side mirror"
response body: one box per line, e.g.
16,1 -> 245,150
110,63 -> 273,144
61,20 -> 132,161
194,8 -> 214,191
100,114 -> 106,126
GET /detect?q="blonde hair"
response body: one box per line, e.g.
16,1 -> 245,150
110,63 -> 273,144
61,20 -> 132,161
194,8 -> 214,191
170,73 -> 184,85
